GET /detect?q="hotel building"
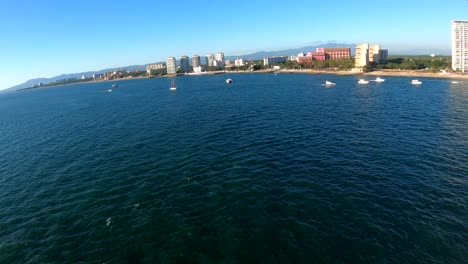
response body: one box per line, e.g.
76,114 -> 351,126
322,48 -> 351,60
263,56 -> 288,66
379,49 -> 389,63
355,44 -> 388,67
180,56 -> 190,73
235,58 -> 244,67
215,52 -> 225,67
369,45 -> 388,64
452,20 -> 468,72
206,54 -> 215,67
296,47 -> 351,63
192,55 -> 201,68
166,57 -> 177,75
355,43 -> 369,67
146,63 -> 165,75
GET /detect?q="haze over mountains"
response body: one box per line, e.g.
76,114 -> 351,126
5,43 -> 451,91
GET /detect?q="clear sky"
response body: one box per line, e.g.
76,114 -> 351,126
1,0 -> 467,90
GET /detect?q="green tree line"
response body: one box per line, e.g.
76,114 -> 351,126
376,56 -> 451,72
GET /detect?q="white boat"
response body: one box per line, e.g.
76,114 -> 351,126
358,79 -> 369,84
108,89 -> 112,92
226,78 -> 233,84
411,79 -> 422,85
375,77 -> 385,82
451,80 -> 462,84
170,78 -> 176,90
324,80 -> 336,86
112,84 -> 118,88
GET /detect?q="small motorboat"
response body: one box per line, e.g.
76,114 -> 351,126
108,89 -> 112,92
226,78 -> 233,84
324,80 -> 336,86
411,79 -> 422,85
112,84 -> 118,88
358,79 -> 369,84
375,77 -> 385,82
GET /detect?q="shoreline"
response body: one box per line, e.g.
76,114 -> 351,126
226,69 -> 468,79
14,69 -> 468,92
259,69 -> 468,79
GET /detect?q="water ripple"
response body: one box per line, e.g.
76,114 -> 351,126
0,74 -> 466,263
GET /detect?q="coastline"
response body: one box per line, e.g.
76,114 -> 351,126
15,69 -> 468,92
251,69 -> 468,79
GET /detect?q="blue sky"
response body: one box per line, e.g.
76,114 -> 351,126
1,0 -> 467,90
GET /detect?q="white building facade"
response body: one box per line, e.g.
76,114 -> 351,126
166,57 -> 177,75
146,63 -> 165,75
355,43 -> 369,67
206,54 -> 215,67
235,58 -> 244,67
263,56 -> 287,66
452,20 -> 468,72
215,52 -> 225,67
192,55 -> 201,68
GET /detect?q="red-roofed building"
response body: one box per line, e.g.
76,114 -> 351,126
296,47 -> 351,64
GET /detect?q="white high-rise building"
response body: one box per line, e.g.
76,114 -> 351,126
355,43 -> 369,67
206,54 -> 215,67
369,44 -> 381,64
452,20 -> 468,72
192,55 -> 201,68
235,58 -> 244,67
166,57 -> 177,75
215,52 -> 225,67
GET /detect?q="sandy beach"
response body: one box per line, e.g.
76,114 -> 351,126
259,69 -> 468,80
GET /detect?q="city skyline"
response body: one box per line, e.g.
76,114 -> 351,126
1,0 -> 468,90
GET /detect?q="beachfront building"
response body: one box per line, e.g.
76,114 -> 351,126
93,73 -> 104,80
166,57 -> 177,75
355,43 -> 388,67
355,43 -> 369,67
213,60 -> 223,67
263,56 -> 288,66
369,45 -> 383,64
215,52 -> 225,67
180,56 -> 190,73
297,51 -> 326,63
235,58 -> 244,67
452,20 -> 468,72
206,54 -> 215,67
146,63 -> 165,75
296,47 -> 351,64
321,48 -> 351,60
192,55 -> 201,68
379,49 -> 388,63
193,66 -> 203,74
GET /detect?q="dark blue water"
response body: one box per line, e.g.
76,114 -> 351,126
0,73 -> 467,263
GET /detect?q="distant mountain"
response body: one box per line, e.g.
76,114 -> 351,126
5,43 -> 358,91
8,42 -> 448,91
225,43 -> 356,61
5,64 -> 149,91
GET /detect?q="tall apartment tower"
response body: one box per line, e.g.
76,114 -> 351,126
452,20 -> 468,72
180,56 -> 190,73
215,52 -> 225,67
369,45 -> 381,64
206,54 -> 215,67
166,57 -> 177,75
192,55 -> 201,68
355,43 -> 369,67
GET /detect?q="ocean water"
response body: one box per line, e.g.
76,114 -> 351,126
0,73 -> 466,263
